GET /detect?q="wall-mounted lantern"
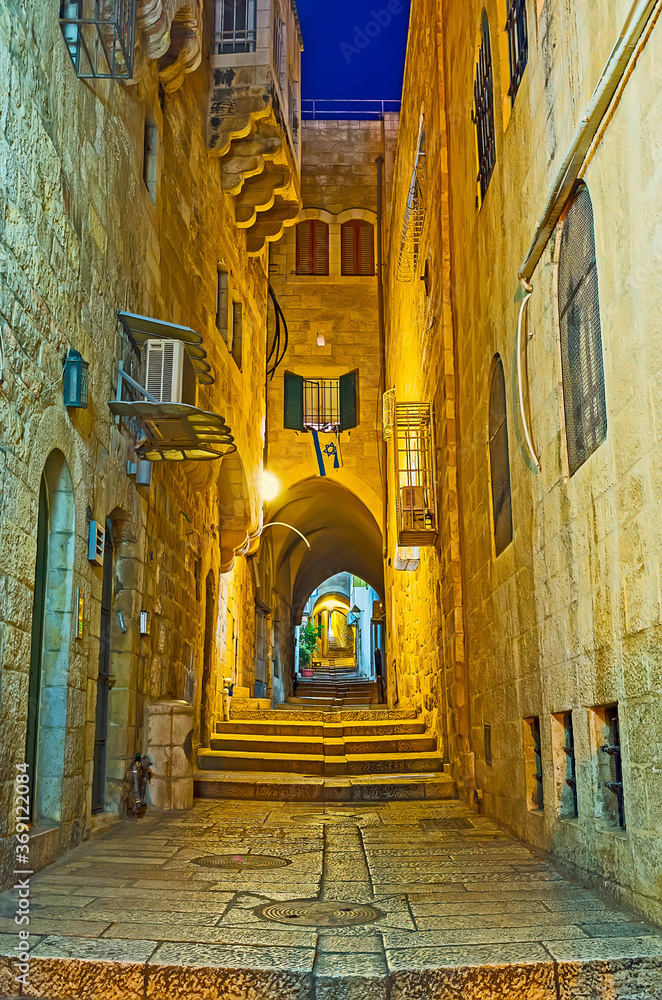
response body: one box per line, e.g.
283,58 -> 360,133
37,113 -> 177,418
63,349 -> 89,408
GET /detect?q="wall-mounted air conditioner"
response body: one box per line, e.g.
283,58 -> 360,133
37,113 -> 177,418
141,339 -> 196,405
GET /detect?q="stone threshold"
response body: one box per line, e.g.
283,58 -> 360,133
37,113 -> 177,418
194,770 -> 457,801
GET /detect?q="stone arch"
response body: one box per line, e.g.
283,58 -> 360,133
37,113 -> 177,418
27,449 -> 75,825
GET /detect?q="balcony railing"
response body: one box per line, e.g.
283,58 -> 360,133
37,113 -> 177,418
214,0 -> 257,54
60,0 -> 136,79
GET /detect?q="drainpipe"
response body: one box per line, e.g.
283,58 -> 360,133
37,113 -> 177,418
376,154 -> 388,559
519,0 -> 661,283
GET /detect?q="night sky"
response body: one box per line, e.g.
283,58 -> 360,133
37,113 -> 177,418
296,0 -> 411,102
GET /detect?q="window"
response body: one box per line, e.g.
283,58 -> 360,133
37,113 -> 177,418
394,402 -> 438,545
214,0 -> 257,53
283,371 -> 358,431
563,711 -> 578,818
397,123 -> 426,282
484,723 -> 492,766
558,185 -> 607,476
341,221 -> 375,276
296,221 -> 329,276
598,705 -> 625,829
506,0 -> 528,103
231,301 -> 243,368
216,268 -> 229,345
143,117 -> 158,203
523,717 -> 544,811
273,14 -> 286,93
488,357 -> 513,556
473,12 -> 496,201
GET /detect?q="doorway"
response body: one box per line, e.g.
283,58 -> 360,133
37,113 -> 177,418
92,519 -> 114,813
200,571 -> 215,747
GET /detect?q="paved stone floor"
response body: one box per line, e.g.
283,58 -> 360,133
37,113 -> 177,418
0,798 -> 661,998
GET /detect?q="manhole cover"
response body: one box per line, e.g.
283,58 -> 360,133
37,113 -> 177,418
256,900 -> 382,927
190,854 -> 293,870
419,818 -> 475,832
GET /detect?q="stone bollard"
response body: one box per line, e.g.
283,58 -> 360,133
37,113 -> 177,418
144,700 -> 195,811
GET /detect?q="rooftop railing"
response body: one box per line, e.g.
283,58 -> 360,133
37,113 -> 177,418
301,99 -> 401,121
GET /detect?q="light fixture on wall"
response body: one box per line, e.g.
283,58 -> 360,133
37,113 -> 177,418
259,470 -> 281,503
140,611 -> 151,636
317,334 -> 326,346
127,459 -> 153,486
63,349 -> 89,408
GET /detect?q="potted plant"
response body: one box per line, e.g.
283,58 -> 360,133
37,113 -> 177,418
299,618 -> 323,678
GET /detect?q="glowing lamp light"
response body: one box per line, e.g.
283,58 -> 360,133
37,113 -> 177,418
259,470 -> 281,503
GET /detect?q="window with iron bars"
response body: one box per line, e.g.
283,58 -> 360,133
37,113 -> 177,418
273,14 -> 286,95
563,712 -> 578,818
506,0 -> 528,104
303,379 -> 340,431
394,402 -> 438,546
60,0 -> 136,79
214,0 -> 257,54
473,12 -> 496,202
558,184 -> 607,476
600,705 -> 625,829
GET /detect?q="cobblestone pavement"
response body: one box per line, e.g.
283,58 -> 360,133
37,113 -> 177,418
0,798 -> 661,998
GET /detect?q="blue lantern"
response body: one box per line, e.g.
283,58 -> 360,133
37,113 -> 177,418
63,349 -> 89,408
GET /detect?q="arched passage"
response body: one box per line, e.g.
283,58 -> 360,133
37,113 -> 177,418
262,478 -> 384,684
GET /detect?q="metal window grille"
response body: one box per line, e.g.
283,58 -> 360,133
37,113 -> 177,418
397,125 -> 426,281
303,379 -> 340,431
489,358 -> 513,556
506,0 -> 528,102
601,706 -> 625,829
214,0 -> 257,54
473,14 -> 496,200
394,402 -> 438,546
532,717 -> 544,810
273,15 -> 286,92
60,0 -> 136,79
558,186 -> 607,476
563,711 -> 578,818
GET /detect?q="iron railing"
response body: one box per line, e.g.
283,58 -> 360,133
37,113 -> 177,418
60,0 -> 136,79
473,14 -> 496,199
301,99 -> 401,121
506,0 -> 529,101
303,378 -> 340,431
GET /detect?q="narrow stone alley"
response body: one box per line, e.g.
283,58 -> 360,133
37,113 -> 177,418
2,795 -> 661,999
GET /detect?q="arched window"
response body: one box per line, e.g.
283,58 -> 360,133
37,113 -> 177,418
296,220 -> 329,275
341,220 -> 375,276
558,185 -> 607,476
489,357 -> 513,556
473,11 -> 496,200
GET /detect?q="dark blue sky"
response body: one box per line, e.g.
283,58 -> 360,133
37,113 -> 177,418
296,0 -> 411,101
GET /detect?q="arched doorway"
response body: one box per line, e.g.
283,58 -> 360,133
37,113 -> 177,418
26,451 -> 75,824
200,571 -> 216,747
92,519 -> 114,813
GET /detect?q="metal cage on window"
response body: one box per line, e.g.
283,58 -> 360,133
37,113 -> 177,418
214,0 -> 257,54
394,402 -> 438,546
473,13 -> 496,201
506,0 -> 528,103
303,379 -> 340,431
60,0 -> 137,80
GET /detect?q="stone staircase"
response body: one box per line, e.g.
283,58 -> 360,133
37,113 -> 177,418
195,677 -> 455,802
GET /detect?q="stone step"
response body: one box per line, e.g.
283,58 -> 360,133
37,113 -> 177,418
208,733 -> 437,756
197,748 -> 445,775
230,707 -> 419,722
215,719 -> 426,737
194,768 -> 457,801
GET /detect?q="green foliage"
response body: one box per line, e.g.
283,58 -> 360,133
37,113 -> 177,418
299,618 -> 323,668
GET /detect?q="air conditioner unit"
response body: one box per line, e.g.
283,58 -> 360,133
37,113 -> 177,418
141,339 -> 196,405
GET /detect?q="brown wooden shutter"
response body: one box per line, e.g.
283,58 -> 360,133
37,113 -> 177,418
341,221 -> 374,276
296,220 -> 329,275
296,221 -> 313,274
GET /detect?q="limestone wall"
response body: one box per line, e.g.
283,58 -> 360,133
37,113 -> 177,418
434,0 -> 662,922
0,2 -> 267,887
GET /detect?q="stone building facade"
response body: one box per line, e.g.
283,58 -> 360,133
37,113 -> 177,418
0,0 -> 300,888
385,0 -> 662,925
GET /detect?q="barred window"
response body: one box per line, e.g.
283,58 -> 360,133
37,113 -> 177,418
341,221 -> 375,276
214,0 -> 257,54
489,357 -> 513,556
473,12 -> 496,201
296,220 -> 329,275
506,0 -> 528,103
558,185 -> 607,476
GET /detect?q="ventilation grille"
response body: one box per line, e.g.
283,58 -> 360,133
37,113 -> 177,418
144,341 -> 175,402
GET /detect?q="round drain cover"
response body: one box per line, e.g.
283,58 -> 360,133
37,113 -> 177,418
291,812 -> 376,826
256,900 -> 382,927
190,854 -> 292,870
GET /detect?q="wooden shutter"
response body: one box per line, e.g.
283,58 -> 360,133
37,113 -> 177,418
283,371 -> 304,430
339,370 -> 358,430
341,221 -> 374,276
296,220 -> 329,275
